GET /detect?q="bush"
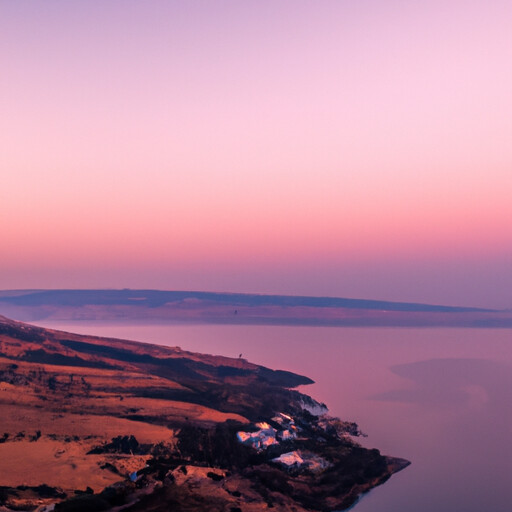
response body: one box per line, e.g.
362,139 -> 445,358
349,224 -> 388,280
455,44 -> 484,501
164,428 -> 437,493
55,494 -> 110,512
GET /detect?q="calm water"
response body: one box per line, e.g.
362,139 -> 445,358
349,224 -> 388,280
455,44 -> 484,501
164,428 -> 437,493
39,323 -> 512,512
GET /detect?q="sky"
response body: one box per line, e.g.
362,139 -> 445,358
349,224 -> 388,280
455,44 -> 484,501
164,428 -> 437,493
1,0 -> 511,309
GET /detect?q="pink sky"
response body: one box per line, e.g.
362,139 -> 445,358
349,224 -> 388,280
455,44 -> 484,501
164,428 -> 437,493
1,1 -> 511,308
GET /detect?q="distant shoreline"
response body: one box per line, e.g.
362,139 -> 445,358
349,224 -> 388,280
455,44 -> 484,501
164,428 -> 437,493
1,289 -> 511,328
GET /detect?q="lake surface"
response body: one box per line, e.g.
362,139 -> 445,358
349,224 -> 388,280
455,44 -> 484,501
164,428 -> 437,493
38,323 -> 512,512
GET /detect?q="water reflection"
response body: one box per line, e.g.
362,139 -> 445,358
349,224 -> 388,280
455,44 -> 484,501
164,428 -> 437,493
356,357 -> 512,512
373,358 -> 512,412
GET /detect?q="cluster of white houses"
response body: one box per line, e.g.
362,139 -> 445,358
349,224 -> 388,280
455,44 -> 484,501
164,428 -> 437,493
236,412 -> 298,451
236,412 -> 330,472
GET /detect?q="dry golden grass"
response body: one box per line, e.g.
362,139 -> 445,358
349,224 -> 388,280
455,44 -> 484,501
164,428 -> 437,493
0,402 -> 174,492
0,335 -> 247,495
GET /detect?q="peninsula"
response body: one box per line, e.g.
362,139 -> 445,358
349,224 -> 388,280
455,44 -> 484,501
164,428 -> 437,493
0,315 -> 409,511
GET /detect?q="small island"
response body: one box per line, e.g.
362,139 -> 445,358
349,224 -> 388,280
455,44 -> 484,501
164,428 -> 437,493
0,315 -> 409,511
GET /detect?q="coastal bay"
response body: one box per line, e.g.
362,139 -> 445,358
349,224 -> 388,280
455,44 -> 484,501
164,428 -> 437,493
37,322 -> 512,512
